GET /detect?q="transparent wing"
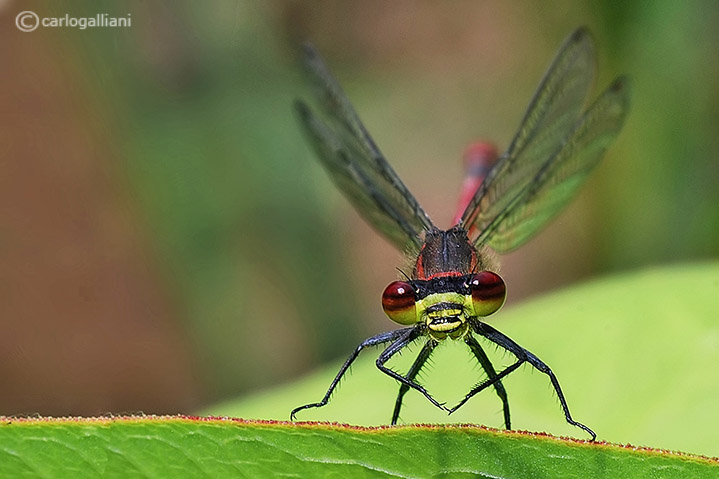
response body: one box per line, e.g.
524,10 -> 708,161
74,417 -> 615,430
481,77 -> 630,252
297,44 -> 434,251
459,27 -> 598,247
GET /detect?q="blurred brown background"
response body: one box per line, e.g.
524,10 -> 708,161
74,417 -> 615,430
0,1 -> 717,416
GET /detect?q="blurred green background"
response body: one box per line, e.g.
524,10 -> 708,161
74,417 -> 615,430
1,0 -> 717,449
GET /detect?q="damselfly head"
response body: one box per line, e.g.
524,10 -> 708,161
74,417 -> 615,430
381,270 -> 506,340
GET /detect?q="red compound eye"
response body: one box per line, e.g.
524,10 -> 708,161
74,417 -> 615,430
469,271 -> 506,317
381,281 -> 417,325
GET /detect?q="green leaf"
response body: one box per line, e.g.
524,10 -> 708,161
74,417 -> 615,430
0,416 -> 717,478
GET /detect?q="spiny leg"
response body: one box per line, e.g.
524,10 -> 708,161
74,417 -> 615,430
290,327 -> 413,420
447,356 -> 523,415
450,320 -> 596,440
465,334 -> 511,430
390,339 -> 437,425
376,328 -> 448,412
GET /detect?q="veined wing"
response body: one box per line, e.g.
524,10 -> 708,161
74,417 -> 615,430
459,27 -> 597,249
297,44 -> 433,251
480,77 -> 630,252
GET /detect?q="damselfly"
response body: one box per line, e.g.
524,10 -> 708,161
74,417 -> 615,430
290,27 -> 630,440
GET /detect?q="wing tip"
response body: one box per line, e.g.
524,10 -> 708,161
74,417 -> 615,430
608,75 -> 632,112
572,26 -> 591,38
300,41 -> 318,58
609,75 -> 631,93
293,98 -> 311,117
570,25 -> 594,46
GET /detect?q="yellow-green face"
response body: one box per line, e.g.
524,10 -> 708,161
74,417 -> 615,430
418,292 -> 473,340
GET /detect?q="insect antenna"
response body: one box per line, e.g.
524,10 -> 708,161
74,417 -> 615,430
396,268 -> 413,282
